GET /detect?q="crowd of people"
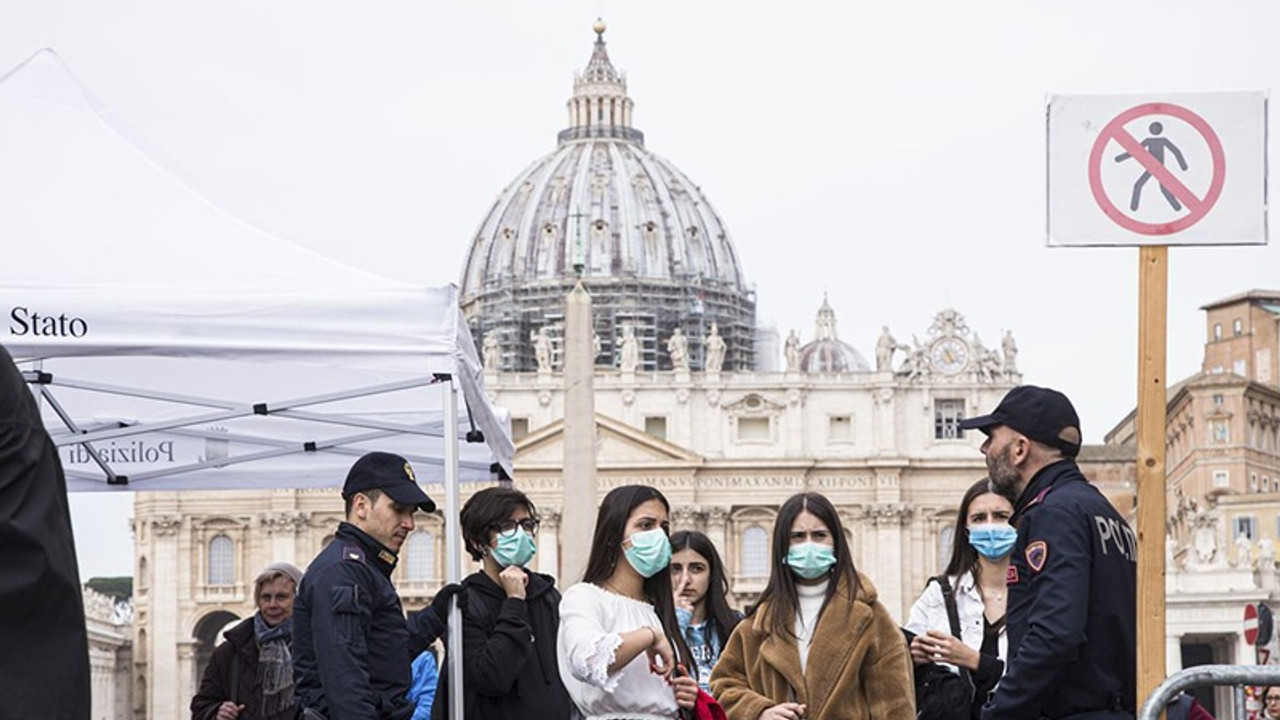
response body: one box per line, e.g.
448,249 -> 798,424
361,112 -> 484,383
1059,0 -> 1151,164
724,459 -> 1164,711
191,385 -> 1159,720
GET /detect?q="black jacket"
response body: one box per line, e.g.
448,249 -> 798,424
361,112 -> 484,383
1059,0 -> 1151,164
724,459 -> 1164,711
982,460 -> 1137,720
191,615 -> 298,720
0,344 -> 91,720
293,522 -> 415,720
431,569 -> 573,720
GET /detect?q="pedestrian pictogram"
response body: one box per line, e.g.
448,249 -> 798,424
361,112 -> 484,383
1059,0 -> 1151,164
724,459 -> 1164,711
1116,122 -> 1187,211
1047,91 -> 1266,247
1087,102 -> 1226,236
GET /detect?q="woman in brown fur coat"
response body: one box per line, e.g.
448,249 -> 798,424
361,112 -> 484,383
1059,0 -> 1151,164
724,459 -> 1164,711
709,493 -> 914,720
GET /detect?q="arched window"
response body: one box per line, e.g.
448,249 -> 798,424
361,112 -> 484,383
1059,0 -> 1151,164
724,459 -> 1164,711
939,525 -> 956,569
741,526 -> 769,578
406,532 -> 434,583
207,535 -> 234,585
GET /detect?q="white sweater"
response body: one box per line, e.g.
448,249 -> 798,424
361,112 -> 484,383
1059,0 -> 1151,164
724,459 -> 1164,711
795,579 -> 829,673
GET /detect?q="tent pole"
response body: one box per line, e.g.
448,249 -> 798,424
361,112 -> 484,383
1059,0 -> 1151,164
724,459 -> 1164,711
442,375 -> 464,720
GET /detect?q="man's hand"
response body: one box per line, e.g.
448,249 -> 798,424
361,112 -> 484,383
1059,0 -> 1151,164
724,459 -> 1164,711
215,701 -> 245,720
431,583 -> 461,616
498,565 -> 528,599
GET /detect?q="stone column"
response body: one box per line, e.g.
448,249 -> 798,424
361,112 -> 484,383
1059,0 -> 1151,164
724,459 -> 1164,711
1166,633 -> 1183,674
262,511 -> 309,561
537,506 -> 562,581
149,515 -> 182,720
705,506 -> 729,561
867,502 -> 912,622
671,505 -> 701,533
561,282 -> 597,586
177,639 -> 198,712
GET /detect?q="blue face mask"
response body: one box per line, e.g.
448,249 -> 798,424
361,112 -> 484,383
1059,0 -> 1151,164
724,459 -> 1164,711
623,528 -> 672,578
492,527 -> 537,568
785,542 -> 837,579
968,523 -> 1017,560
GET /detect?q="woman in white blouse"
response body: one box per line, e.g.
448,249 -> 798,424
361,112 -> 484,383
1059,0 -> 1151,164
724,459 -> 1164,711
558,484 -> 700,719
905,478 -> 1015,719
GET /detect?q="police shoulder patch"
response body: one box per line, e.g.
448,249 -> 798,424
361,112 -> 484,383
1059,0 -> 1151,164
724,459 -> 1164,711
342,543 -> 366,563
1026,540 -> 1048,573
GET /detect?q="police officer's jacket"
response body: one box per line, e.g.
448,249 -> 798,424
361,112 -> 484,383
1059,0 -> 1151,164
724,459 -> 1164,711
294,521 -> 416,720
982,460 -> 1137,720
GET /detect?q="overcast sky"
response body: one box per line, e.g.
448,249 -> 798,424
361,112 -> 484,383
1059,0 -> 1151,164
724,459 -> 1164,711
7,1 -> 1279,579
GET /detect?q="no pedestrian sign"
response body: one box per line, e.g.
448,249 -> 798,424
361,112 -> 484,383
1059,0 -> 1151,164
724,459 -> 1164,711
1048,92 -> 1267,246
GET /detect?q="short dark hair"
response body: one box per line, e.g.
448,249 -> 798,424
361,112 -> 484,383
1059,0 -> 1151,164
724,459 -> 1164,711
460,487 -> 537,561
344,487 -> 383,517
1265,685 -> 1280,702
756,492 -> 861,639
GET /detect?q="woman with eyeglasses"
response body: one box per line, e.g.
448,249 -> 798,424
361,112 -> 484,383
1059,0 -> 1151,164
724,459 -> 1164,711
710,492 -> 914,720
558,484 -> 700,719
430,487 -> 572,720
1261,686 -> 1280,720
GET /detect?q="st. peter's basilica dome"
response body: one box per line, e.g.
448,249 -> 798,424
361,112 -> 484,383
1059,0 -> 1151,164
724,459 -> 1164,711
460,22 -> 756,372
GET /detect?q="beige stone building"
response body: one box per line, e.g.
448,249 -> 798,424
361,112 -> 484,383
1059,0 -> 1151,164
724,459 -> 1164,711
1102,290 -> 1280,717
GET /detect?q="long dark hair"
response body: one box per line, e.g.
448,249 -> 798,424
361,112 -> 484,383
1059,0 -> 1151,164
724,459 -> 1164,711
670,530 -> 741,647
942,477 -> 1009,580
755,492 -> 861,640
582,485 -> 694,674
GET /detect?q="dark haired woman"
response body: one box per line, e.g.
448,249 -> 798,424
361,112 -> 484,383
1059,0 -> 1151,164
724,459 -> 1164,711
431,486 -> 572,720
670,530 -> 742,695
557,484 -> 700,718
710,492 -> 913,720
904,478 -> 1014,719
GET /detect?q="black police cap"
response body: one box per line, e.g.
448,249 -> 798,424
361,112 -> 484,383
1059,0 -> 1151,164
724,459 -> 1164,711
960,385 -> 1082,457
342,451 -> 436,512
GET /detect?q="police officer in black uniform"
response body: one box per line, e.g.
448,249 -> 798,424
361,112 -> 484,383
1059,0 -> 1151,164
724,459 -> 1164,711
962,386 -> 1136,720
293,451 -> 444,720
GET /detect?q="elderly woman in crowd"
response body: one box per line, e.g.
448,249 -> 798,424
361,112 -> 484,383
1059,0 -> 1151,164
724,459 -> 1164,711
191,562 -> 303,720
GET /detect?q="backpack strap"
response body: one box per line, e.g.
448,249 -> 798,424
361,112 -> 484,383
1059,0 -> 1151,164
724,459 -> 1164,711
928,575 -> 975,691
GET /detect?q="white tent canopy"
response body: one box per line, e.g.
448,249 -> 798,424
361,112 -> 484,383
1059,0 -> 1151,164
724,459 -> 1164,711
0,48 -> 514,491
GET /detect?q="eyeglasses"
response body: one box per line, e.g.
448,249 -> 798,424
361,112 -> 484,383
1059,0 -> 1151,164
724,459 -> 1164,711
491,518 -> 539,535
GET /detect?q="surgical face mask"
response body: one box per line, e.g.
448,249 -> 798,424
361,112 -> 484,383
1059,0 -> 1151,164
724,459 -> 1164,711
492,527 -> 537,568
623,528 -> 672,578
785,542 -> 837,579
967,523 -> 1017,560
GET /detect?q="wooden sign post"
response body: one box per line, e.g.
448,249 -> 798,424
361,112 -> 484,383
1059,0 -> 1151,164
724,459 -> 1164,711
1136,245 -> 1168,704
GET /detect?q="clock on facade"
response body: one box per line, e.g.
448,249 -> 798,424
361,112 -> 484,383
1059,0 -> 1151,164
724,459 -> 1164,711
929,337 -> 970,374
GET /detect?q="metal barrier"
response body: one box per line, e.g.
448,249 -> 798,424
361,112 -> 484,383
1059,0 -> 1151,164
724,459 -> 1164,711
1138,665 -> 1280,720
